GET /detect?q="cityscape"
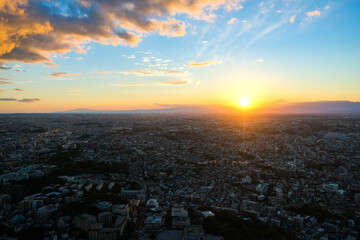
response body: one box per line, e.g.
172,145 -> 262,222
1,0 -> 360,239
0,114 -> 359,239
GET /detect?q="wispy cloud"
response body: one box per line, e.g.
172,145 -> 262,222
14,88 -> 24,91
96,71 -> 113,74
70,73 -> 82,76
116,79 -> 189,87
253,58 -> 264,64
188,60 -> 223,67
120,69 -> 187,77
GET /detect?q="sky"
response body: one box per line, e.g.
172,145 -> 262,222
0,0 -> 359,113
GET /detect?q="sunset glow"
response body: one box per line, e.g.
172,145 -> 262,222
239,97 -> 249,107
0,0 -> 359,113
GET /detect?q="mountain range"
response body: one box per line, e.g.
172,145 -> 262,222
56,101 -> 360,114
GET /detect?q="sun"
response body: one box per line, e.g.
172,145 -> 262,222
239,97 -> 249,107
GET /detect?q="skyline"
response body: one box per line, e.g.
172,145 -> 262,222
0,0 -> 360,113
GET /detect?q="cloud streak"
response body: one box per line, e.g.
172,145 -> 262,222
253,58 -> 263,64
0,77 -> 13,85
188,60 -> 223,67
17,98 -> 41,103
51,72 -> 81,77
116,79 -> 189,86
0,98 -> 40,103
120,69 -> 186,77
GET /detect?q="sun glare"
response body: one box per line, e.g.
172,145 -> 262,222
239,97 -> 249,107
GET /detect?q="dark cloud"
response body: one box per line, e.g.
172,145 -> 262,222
14,88 -> 25,91
17,98 -> 41,103
0,98 -> 17,101
0,0 -> 242,64
0,97 -> 41,103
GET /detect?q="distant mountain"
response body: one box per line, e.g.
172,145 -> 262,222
56,101 -> 360,115
54,105 -> 239,114
260,101 -> 360,114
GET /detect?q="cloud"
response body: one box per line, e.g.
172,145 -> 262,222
188,60 -> 223,67
51,72 -> 68,77
0,0 -> 242,64
96,71 -> 113,74
17,98 -> 41,103
76,57 -> 83,60
324,5 -> 330,10
306,10 -> 321,17
227,18 -> 238,25
290,15 -> 296,23
0,89 -> 3,92
161,80 -> 189,85
120,69 -> 186,77
0,97 -> 40,103
0,77 -> 13,84
69,73 -> 82,76
51,72 -> 81,77
0,81 -> 12,85
0,98 -> 17,101
253,58 -> 264,64
117,79 -> 189,86
225,0 -> 244,11
14,88 -> 24,91
0,65 -> 12,70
